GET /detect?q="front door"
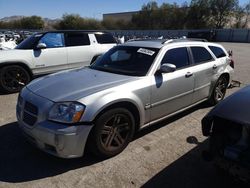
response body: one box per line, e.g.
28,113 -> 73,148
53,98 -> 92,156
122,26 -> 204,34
150,47 -> 194,122
32,32 -> 68,75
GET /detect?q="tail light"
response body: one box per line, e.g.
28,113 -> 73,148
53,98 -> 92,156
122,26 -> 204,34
228,50 -> 234,69
229,59 -> 234,68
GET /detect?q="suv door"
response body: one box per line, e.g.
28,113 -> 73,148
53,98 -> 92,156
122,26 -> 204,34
190,46 -> 215,103
65,32 -> 95,69
150,47 -> 194,122
33,32 -> 67,75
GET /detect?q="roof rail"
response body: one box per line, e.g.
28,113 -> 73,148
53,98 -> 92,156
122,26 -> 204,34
162,38 -> 208,44
161,39 -> 174,44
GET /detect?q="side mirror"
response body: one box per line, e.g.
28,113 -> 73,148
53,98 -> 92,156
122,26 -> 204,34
36,43 -> 47,50
159,63 -> 176,73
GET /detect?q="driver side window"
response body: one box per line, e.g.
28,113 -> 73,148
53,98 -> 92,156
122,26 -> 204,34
161,47 -> 190,69
39,33 -> 64,48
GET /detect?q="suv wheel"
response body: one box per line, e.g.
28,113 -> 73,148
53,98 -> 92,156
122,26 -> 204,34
0,65 -> 30,93
88,108 -> 135,158
209,76 -> 228,105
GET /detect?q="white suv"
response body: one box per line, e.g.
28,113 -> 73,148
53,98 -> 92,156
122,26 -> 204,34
0,31 -> 117,93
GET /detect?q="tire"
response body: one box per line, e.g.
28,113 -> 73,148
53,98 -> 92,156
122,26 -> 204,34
88,108 -> 135,158
208,76 -> 228,105
0,65 -> 30,93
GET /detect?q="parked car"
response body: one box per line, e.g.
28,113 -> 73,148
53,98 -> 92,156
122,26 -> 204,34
17,39 -> 233,158
0,30 -> 117,93
202,85 -> 250,183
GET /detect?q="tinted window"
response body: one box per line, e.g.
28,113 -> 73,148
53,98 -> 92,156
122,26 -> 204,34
95,33 -> 117,44
38,33 -> 64,48
65,33 -> 90,46
161,47 -> 189,69
209,46 -> 226,58
191,47 -> 213,64
90,46 -> 159,76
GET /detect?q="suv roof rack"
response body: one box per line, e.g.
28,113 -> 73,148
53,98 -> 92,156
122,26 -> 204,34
162,38 -> 208,44
126,37 -> 208,45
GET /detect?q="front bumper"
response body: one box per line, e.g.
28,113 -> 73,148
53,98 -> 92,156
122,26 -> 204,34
17,87 -> 93,158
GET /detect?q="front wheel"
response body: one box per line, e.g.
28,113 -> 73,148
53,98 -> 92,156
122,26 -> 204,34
88,108 -> 135,158
208,76 -> 228,105
0,65 -> 30,93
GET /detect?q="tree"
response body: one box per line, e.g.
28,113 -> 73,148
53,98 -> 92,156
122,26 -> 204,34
242,1 -> 250,28
56,14 -> 102,30
209,0 -> 238,28
186,0 -> 211,29
20,16 -> 44,29
132,1 -> 159,29
233,4 -> 245,28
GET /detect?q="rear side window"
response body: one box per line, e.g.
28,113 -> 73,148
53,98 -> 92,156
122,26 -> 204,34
209,46 -> 226,58
191,47 -> 213,64
161,47 -> 190,69
65,33 -> 90,47
95,33 -> 117,44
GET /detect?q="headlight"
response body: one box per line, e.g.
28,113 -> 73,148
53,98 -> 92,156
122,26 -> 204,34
48,102 -> 85,123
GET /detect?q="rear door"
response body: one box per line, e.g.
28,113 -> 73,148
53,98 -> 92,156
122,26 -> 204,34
65,32 -> 95,69
32,32 -> 67,75
190,46 -> 216,103
150,47 -> 194,121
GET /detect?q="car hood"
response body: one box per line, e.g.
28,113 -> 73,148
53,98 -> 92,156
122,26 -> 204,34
26,67 -> 138,102
202,85 -> 250,133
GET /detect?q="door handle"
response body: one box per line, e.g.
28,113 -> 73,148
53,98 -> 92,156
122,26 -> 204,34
213,64 -> 217,69
185,72 -> 193,78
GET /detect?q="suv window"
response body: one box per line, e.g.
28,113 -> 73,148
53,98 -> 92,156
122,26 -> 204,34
39,33 -> 64,48
65,33 -> 90,47
209,46 -> 226,58
191,47 -> 213,64
161,47 -> 190,69
95,33 -> 116,44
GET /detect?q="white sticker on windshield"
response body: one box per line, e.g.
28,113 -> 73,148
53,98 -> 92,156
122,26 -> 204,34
137,48 -> 155,56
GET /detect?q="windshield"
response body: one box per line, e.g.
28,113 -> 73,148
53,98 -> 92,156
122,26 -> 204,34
90,46 -> 159,76
16,33 -> 41,49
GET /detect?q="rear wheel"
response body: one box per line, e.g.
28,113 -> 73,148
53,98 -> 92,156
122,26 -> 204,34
0,65 -> 30,93
208,76 -> 228,105
88,108 -> 135,158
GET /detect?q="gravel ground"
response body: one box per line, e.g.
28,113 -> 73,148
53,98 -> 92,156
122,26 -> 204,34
0,42 -> 249,188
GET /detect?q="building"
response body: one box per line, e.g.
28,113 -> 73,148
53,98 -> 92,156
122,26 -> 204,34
103,11 -> 139,22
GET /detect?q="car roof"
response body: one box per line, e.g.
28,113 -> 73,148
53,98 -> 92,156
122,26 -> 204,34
122,38 -> 212,49
36,30 -> 111,35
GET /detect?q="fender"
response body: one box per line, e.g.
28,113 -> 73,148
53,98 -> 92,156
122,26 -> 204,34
79,91 -> 146,126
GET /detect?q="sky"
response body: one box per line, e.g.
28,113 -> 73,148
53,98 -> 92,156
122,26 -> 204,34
0,0 -> 249,20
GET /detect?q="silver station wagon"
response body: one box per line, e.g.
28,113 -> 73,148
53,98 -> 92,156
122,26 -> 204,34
17,39 -> 234,158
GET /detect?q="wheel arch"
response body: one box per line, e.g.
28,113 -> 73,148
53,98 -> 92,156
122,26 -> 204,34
0,62 -> 33,78
92,101 -> 141,132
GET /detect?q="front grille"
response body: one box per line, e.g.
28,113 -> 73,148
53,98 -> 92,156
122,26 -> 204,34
24,101 -> 38,115
23,111 -> 37,126
22,101 -> 38,126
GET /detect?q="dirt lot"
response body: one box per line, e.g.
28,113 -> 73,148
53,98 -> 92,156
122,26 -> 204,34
0,42 -> 249,188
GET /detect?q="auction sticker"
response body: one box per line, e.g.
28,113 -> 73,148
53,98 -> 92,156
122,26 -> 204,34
137,48 -> 155,56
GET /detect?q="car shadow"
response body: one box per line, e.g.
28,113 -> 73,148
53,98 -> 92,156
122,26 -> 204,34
0,122 -> 102,183
0,102 -> 211,183
142,138 -> 247,188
